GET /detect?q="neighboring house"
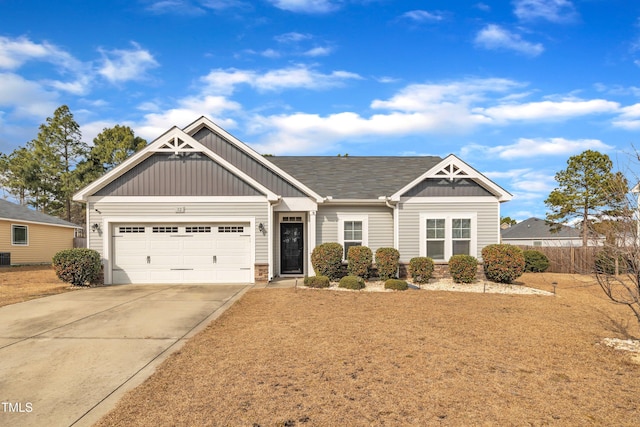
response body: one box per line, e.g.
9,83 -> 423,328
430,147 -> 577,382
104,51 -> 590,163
0,199 -> 80,265
73,116 -> 512,285
501,217 -> 605,247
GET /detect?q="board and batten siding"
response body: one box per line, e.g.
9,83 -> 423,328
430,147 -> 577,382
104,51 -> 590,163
316,205 -> 394,254
398,199 -> 500,262
0,220 -> 75,264
87,199 -> 269,263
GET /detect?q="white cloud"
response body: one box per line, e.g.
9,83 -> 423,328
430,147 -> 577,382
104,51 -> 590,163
303,46 -> 333,57
464,137 -> 612,160
400,10 -> 445,23
275,32 -> 312,43
475,24 -> 544,56
513,0 -> 577,23
267,0 -> 339,13
476,99 -> 619,122
0,72 -> 59,118
201,65 -> 361,95
97,42 -> 159,84
0,36 -> 80,71
612,103 -> 640,129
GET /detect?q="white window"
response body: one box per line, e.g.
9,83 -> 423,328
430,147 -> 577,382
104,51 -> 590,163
12,225 -> 28,246
338,215 -> 368,259
420,214 -> 476,261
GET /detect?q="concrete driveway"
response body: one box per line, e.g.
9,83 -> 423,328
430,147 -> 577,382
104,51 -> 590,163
0,283 -> 250,427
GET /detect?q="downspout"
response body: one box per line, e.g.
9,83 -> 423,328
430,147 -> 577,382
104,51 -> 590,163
268,196 -> 282,282
384,196 -> 399,277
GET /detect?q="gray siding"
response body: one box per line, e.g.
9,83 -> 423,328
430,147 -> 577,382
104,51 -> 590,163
96,153 -> 262,197
193,127 -> 307,197
403,178 -> 493,197
87,199 -> 269,263
398,199 -> 499,262
316,205 -> 394,254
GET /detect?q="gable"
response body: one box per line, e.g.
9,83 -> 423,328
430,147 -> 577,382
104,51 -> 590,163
192,127 -> 308,197
95,153 -> 262,197
402,178 -> 494,197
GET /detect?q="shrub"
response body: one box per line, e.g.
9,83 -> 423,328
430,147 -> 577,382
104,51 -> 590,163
481,244 -> 525,284
523,250 -> 550,273
384,279 -> 408,291
448,255 -> 478,283
311,243 -> 344,280
408,257 -> 434,284
347,245 -> 373,279
375,247 -> 400,281
52,248 -> 102,287
303,275 -> 331,288
339,275 -> 365,290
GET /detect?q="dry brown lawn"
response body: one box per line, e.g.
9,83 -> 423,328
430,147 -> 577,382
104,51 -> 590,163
0,265 -> 71,307
95,273 -> 640,426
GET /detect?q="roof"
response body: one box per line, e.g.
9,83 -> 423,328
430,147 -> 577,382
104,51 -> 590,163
268,156 -> 443,199
0,199 -> 79,228
501,217 -> 582,240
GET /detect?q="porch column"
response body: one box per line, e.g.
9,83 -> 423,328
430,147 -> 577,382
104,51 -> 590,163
308,210 -> 317,276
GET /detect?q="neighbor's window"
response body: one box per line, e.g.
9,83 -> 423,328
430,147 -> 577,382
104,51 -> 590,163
12,225 -> 28,246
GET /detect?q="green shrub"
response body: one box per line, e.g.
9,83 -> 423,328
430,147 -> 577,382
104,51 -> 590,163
481,244 -> 525,284
52,248 -> 102,287
448,255 -> 478,283
408,257 -> 434,284
339,275 -> 365,290
347,245 -> 372,279
384,279 -> 408,291
523,250 -> 550,272
303,275 -> 331,288
375,247 -> 400,281
311,243 -> 344,280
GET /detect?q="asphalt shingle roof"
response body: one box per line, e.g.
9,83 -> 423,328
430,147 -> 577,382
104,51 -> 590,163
501,217 -> 581,240
0,199 -> 79,228
268,156 -> 443,199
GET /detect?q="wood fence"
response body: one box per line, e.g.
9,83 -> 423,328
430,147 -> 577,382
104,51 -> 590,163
516,246 -> 598,274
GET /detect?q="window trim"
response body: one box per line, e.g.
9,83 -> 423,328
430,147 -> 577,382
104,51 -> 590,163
11,224 -> 29,246
419,213 -> 477,261
338,215 -> 368,259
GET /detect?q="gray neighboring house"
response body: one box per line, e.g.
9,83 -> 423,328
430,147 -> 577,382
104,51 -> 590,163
501,217 -> 605,247
73,116 -> 512,285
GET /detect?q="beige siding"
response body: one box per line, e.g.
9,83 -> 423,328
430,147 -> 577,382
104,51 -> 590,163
0,220 -> 75,264
87,199 -> 269,263
398,199 -> 500,262
316,205 -> 394,254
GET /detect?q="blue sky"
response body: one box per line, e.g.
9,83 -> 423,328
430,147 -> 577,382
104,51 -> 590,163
1,0 -> 640,221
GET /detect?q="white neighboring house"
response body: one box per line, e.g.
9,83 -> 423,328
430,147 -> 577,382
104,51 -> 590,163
501,217 -> 605,247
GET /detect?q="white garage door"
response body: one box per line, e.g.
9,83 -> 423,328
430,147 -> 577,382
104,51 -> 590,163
112,224 -> 252,284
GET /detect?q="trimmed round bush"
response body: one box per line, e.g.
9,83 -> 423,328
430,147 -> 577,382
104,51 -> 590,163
523,250 -> 550,273
384,279 -> 408,291
375,247 -> 400,281
347,245 -> 372,279
481,244 -> 525,284
311,243 -> 344,280
338,275 -> 365,290
52,248 -> 102,287
448,255 -> 478,284
408,257 -> 434,284
303,275 -> 331,288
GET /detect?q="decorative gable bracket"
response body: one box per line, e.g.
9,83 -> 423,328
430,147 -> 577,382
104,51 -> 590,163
434,163 -> 470,181
153,136 -> 199,155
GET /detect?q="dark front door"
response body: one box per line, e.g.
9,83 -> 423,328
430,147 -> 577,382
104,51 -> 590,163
280,223 -> 304,274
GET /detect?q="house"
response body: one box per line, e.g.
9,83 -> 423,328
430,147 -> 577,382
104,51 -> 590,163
500,217 -> 605,247
73,116 -> 512,285
0,199 -> 80,265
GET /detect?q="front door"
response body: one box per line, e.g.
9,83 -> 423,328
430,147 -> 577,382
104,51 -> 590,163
280,223 -> 304,274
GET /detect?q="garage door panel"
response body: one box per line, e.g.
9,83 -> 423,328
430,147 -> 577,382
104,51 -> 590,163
112,223 -> 252,284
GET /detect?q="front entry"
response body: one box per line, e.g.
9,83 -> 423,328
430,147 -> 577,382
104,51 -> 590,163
280,222 -> 304,274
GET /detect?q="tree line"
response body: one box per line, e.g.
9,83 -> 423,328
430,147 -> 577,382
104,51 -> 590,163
0,105 -> 146,225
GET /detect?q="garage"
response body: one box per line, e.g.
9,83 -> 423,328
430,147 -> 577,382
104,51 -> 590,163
112,223 -> 252,284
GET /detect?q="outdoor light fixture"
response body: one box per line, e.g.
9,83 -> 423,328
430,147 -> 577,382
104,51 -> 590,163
258,223 -> 266,233
91,223 -> 101,233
